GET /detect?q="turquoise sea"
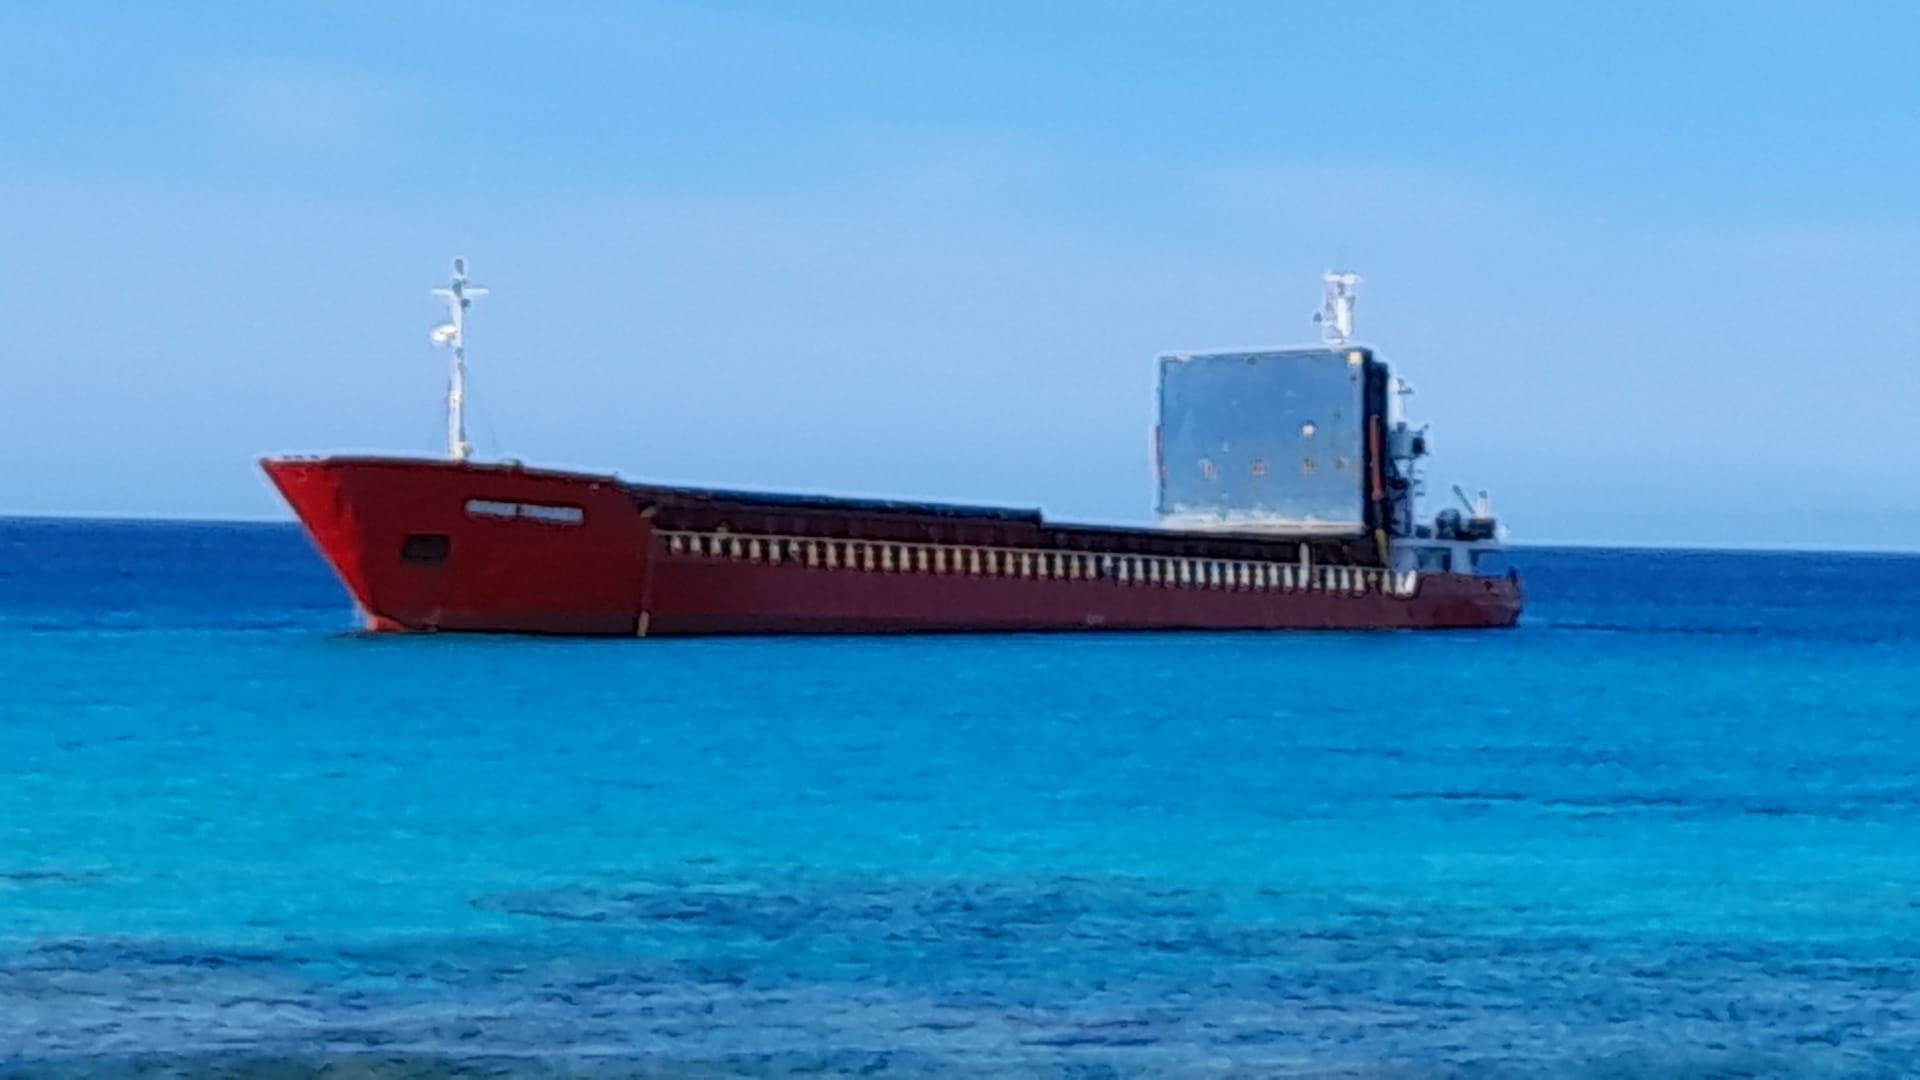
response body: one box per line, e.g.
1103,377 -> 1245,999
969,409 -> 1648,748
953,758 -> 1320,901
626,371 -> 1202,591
3,517 -> 1920,1076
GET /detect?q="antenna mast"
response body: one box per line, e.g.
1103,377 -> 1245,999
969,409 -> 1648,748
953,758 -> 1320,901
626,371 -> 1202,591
1314,270 -> 1362,347
429,258 -> 488,462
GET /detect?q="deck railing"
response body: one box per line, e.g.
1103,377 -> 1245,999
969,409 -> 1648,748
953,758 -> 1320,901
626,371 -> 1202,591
655,530 -> 1421,599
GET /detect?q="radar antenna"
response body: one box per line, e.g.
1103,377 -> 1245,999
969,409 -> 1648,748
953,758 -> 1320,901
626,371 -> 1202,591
429,258 -> 488,462
1313,270 -> 1362,347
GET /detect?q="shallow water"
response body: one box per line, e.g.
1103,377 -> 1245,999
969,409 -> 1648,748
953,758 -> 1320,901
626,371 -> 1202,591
2,518 -> 1919,1076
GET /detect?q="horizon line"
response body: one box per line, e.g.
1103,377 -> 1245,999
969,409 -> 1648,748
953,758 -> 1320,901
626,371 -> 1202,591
2,511 -> 1915,559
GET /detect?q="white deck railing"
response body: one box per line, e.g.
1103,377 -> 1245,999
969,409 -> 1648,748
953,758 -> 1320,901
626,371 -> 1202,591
655,530 -> 1421,598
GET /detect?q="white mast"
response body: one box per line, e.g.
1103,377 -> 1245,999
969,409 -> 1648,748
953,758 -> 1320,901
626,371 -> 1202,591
429,258 -> 488,462
1313,270 -> 1362,347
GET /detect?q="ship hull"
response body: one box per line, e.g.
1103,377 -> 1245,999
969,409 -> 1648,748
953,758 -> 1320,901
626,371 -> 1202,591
264,457 -> 1522,635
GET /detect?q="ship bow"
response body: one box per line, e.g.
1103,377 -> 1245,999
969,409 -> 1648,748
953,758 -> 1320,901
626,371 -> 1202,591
263,456 -> 651,634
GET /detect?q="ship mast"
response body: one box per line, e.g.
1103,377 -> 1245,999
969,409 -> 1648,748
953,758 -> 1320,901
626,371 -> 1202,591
1314,270 -> 1362,347
429,258 -> 488,462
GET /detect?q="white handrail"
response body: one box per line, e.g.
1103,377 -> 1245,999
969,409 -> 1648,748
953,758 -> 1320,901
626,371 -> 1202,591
655,528 -> 1422,597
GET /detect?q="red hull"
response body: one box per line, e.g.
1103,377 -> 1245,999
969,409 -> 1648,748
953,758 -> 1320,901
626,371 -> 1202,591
263,457 -> 1521,635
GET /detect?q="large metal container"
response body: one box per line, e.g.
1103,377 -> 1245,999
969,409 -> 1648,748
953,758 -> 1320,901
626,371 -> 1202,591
1156,347 -> 1369,534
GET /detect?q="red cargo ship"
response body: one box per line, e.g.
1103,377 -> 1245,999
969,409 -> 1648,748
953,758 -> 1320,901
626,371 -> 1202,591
265,264 -> 1520,635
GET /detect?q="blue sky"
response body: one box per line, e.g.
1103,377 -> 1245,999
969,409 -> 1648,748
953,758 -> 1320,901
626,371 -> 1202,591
2,2 -> 1916,548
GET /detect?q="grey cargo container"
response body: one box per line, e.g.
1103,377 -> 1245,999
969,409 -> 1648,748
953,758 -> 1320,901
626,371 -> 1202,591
1155,348 -> 1368,534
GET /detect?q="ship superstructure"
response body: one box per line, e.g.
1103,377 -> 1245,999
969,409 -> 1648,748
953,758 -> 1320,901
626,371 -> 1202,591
1155,273 -> 1503,580
264,264 -> 1520,634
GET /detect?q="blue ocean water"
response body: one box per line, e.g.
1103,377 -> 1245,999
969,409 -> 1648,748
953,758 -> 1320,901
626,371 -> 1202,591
3,518 -> 1920,1076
